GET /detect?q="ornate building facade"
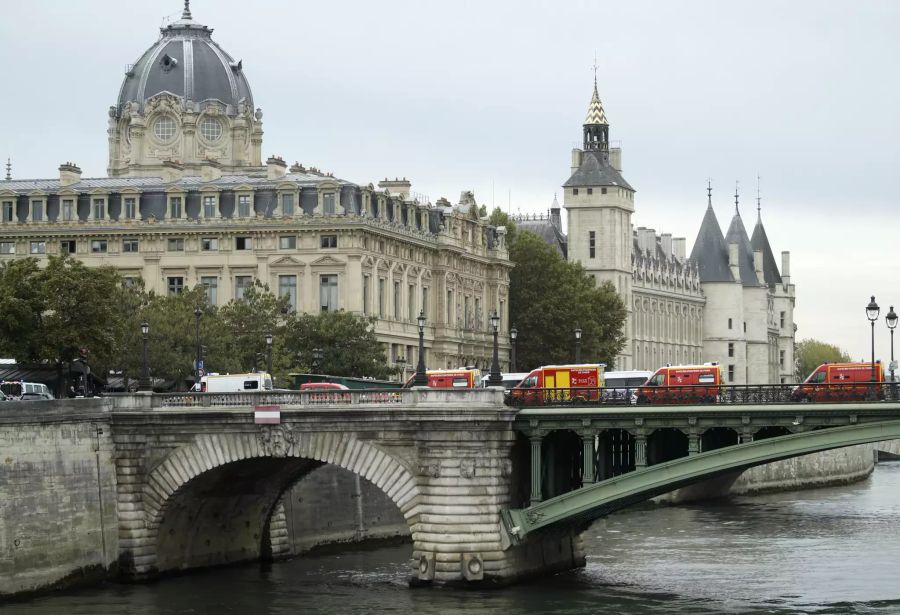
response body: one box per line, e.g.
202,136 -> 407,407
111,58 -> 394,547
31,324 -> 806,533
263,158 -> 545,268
533,80 -> 797,384
0,4 -> 512,375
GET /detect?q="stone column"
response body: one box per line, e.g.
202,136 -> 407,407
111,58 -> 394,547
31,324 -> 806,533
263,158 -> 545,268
580,431 -> 594,487
634,435 -> 647,468
688,433 -> 700,456
529,434 -> 543,504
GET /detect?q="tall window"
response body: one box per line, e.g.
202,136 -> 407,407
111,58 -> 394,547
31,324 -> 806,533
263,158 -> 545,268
727,364 -> 735,383
279,235 -> 296,249
167,276 -> 184,295
202,237 -> 218,251
124,197 -> 137,219
235,275 -> 253,300
447,290 -> 453,324
281,193 -> 294,216
123,238 -> 139,253
278,275 -> 297,310
0,241 -> 15,254
422,287 -> 429,319
408,284 -> 415,322
320,234 -> 337,249
200,276 -> 218,305
780,311 -> 786,329
167,238 -> 185,251
235,236 -> 252,250
31,200 -> 44,222
203,196 -> 216,218
728,342 -> 734,357
2,201 -> 14,223
60,240 -> 76,254
323,192 -> 335,214
30,241 -> 45,254
61,199 -> 74,222
378,278 -> 385,316
779,350 -> 786,368
238,195 -> 251,218
93,199 -> 105,220
170,197 -> 182,219
90,240 -> 107,253
363,275 -> 370,315
320,275 -> 338,312
728,318 -> 733,330
589,231 -> 596,258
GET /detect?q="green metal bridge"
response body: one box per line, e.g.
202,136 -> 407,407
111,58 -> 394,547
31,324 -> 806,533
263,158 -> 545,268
502,401 -> 900,546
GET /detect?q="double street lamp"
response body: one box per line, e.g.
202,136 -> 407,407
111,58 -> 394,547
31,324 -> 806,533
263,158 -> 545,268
574,327 -> 583,364
140,321 -> 151,391
487,311 -> 502,386
412,310 -> 428,387
509,327 -> 518,373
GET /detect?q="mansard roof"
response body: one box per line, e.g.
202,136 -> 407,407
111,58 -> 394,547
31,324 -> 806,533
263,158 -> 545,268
750,214 -> 782,286
563,150 -> 633,191
724,210 -> 761,287
689,203 -> 734,283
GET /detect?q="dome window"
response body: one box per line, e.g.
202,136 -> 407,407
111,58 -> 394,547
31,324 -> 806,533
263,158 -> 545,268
201,117 -> 223,142
160,54 -> 178,73
154,116 -> 177,142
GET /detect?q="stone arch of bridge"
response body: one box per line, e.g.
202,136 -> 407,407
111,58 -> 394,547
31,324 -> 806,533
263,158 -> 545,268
138,430 -> 421,575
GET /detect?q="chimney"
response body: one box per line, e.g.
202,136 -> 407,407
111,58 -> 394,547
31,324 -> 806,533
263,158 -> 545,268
781,250 -> 791,285
728,242 -> 741,282
266,156 -> 286,179
753,249 -> 764,282
378,177 -> 412,199
672,237 -> 686,261
660,233 -> 673,260
550,206 -> 561,231
59,162 -> 82,187
609,146 -> 622,172
571,148 -> 583,176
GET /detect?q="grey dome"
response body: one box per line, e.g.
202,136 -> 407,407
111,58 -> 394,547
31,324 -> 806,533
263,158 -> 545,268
116,7 -> 253,117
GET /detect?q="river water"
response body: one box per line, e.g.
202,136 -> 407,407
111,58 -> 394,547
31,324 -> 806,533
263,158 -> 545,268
9,463 -> 900,614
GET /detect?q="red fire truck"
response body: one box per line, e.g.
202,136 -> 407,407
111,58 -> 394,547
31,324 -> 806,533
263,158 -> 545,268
635,363 -> 722,405
792,362 -> 884,402
508,364 -> 605,405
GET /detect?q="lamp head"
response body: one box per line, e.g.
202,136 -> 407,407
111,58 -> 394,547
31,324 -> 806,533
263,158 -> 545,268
866,296 -> 880,322
574,327 -> 583,340
265,333 -> 273,346
510,327 -> 517,340
887,306 -> 898,330
141,322 -> 150,336
194,307 -> 203,318
417,310 -> 426,331
490,311 -> 500,331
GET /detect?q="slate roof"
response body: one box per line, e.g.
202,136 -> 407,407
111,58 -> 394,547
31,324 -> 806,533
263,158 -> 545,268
689,203 -> 734,283
750,214 -> 782,286
517,217 -> 567,258
724,210 -> 761,287
563,150 -> 634,191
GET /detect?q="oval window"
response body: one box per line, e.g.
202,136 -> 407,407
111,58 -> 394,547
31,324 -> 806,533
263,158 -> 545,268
154,116 -> 176,142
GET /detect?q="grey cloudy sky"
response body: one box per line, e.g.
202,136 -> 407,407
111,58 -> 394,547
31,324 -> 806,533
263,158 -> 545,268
2,0 -> 899,366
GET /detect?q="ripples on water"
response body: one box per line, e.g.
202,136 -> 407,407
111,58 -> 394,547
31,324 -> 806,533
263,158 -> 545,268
9,464 -> 900,614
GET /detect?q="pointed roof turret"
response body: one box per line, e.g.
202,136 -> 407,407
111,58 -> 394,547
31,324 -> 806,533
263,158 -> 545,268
689,182 -> 734,282
584,80 -> 609,126
750,184 -> 782,286
724,183 -> 761,286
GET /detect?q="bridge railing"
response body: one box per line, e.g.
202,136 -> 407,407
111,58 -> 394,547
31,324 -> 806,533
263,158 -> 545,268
504,382 -> 900,407
154,388 -> 406,408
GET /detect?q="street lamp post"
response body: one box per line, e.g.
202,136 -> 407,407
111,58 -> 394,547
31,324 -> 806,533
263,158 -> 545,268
194,307 -> 203,385
312,347 -> 324,374
265,333 -> 273,376
866,296 -> 880,383
140,321 -> 151,392
488,311 -> 502,386
396,356 -> 407,383
413,310 -> 428,387
887,305 -> 898,385
574,327 -> 583,364
510,327 -> 518,373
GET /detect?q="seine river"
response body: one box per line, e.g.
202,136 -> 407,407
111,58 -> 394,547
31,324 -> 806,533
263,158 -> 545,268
9,463 -> 900,614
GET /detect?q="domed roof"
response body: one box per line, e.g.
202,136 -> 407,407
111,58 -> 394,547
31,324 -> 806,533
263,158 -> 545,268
116,2 -> 253,118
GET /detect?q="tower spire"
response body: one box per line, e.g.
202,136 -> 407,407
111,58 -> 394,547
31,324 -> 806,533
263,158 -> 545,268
4,158 -> 10,181
756,174 -> 762,221
707,178 -> 712,207
583,59 -> 609,153
182,0 -> 192,20
734,180 -> 740,213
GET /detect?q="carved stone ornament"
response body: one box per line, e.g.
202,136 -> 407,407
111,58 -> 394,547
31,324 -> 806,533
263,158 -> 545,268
257,425 -> 298,458
460,459 -> 475,479
525,510 -> 545,524
419,462 -> 441,478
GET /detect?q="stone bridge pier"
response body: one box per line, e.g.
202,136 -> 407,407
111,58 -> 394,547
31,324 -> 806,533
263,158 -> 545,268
112,390 -> 582,586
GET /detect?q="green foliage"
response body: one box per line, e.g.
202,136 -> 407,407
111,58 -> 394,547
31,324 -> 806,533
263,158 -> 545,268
285,311 -> 394,380
217,281 -> 292,379
0,258 -> 45,362
478,204 -> 488,218
508,231 -> 627,371
488,207 -> 517,244
795,338 -> 851,380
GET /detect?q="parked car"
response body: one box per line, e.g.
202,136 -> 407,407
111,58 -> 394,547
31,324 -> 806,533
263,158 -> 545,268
0,381 -> 55,401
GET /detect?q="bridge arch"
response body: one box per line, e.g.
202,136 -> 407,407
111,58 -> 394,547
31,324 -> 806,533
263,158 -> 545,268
136,430 -> 421,575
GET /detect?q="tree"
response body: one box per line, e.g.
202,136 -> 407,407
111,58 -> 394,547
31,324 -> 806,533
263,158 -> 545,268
509,231 -> 627,371
0,258 -> 46,362
795,338 -> 851,380
285,311 -> 394,380
488,206 -> 517,244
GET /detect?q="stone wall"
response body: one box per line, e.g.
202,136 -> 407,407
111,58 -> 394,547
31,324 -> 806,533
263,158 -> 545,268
0,399 -> 117,597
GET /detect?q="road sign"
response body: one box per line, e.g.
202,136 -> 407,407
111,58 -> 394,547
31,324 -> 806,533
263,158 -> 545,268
197,368 -> 205,377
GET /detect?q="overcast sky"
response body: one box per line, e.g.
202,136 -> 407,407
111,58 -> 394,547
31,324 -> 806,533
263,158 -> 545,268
2,0 -> 899,366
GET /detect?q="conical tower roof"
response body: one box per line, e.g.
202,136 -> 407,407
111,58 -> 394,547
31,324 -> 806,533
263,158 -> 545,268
689,196 -> 733,283
584,81 -> 608,125
750,212 -> 782,286
725,209 -> 761,287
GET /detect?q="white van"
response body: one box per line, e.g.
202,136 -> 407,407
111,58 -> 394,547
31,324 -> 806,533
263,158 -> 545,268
0,381 -> 55,401
602,370 -> 653,403
199,372 -> 273,393
480,372 -> 529,391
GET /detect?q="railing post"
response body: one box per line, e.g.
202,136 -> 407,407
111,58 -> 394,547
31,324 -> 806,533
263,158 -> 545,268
580,430 -> 595,487
634,434 -> 647,468
529,434 -> 543,505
